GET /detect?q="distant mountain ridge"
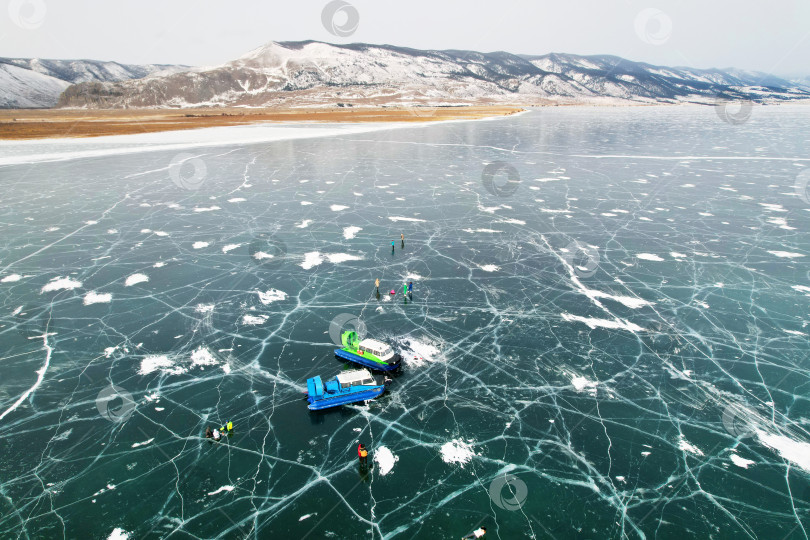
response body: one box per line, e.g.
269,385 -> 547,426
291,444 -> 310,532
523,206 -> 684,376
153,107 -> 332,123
0,58 -> 187,108
5,41 -> 810,109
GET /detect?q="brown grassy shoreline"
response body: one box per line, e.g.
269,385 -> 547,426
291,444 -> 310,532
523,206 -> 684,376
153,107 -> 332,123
0,106 -> 523,140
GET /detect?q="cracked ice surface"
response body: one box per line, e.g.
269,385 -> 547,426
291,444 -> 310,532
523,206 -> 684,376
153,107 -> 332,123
0,106 -> 809,539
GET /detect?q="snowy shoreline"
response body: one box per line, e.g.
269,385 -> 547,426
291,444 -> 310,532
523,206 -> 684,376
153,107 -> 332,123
0,109 -> 528,167
0,121 -> 426,166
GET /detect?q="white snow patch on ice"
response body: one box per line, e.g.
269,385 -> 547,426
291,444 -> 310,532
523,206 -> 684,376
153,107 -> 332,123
767,250 -> 804,259
301,252 -> 361,268
374,446 -> 399,476
125,273 -> 148,286
41,276 -> 82,293
400,339 -> 440,368
571,375 -> 598,393
561,313 -> 644,333
1,274 -> 21,283
388,216 -> 425,222
440,439 -> 475,466
192,241 -> 209,249
107,528 -> 130,540
241,314 -> 268,325
131,438 -> 154,448
343,226 -> 362,239
755,430 -> 810,472
301,252 -> 323,269
84,291 -> 112,305
190,346 -> 218,367
637,253 -> 664,261
759,202 -> 787,212
678,436 -> 704,456
327,253 -> 362,264
730,453 -> 755,469
139,355 -> 185,376
581,288 -> 652,309
256,289 -> 287,304
207,485 -> 235,496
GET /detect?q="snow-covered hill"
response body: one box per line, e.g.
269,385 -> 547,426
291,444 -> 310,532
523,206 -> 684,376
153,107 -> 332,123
0,58 -> 186,108
11,41 -> 810,109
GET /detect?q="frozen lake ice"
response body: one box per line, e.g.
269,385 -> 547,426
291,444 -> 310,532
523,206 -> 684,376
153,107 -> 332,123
1,106 -> 809,539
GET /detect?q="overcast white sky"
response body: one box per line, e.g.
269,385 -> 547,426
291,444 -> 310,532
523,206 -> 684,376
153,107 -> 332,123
3,0 -> 809,76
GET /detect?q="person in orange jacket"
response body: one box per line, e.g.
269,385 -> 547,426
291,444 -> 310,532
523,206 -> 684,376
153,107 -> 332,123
357,443 -> 368,463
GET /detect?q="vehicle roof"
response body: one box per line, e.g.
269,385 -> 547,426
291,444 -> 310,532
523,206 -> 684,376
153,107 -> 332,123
336,369 -> 374,384
359,338 -> 390,350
